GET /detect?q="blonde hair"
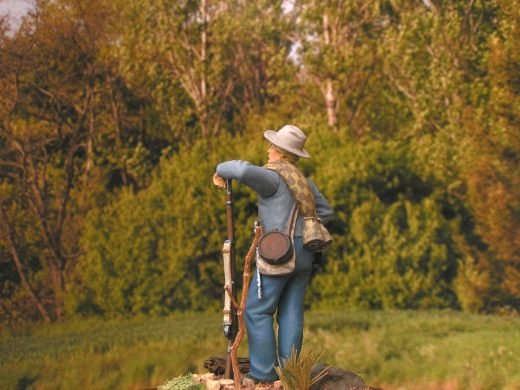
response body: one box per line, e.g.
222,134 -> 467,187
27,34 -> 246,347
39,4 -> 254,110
272,145 -> 299,164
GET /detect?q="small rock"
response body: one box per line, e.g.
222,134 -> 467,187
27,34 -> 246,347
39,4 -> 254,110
206,379 -> 221,390
219,379 -> 234,386
241,376 -> 255,389
202,373 -> 217,381
310,362 -> 366,390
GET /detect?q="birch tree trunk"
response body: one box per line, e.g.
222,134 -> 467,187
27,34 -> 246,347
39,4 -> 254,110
323,13 -> 338,132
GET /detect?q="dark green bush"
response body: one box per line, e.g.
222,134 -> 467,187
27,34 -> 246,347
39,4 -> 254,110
72,125 -> 484,315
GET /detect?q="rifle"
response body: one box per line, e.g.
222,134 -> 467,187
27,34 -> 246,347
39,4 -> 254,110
222,179 -> 238,379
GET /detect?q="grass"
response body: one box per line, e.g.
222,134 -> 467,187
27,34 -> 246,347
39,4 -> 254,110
1,310 -> 519,390
275,346 -> 327,390
0,312 -> 227,390
305,310 -> 520,389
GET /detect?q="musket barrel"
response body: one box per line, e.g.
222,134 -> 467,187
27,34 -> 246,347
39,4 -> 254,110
226,180 -> 235,242
223,179 -> 238,379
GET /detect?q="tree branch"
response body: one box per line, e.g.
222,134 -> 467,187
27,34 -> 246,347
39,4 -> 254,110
0,202 -> 52,322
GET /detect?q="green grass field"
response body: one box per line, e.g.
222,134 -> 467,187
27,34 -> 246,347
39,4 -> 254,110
1,310 -> 519,390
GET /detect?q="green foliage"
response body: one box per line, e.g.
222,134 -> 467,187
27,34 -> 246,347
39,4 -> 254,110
73,120 -> 513,314
113,0 -> 293,140
70,134 -> 263,316
303,128 -> 458,309
158,374 -> 205,390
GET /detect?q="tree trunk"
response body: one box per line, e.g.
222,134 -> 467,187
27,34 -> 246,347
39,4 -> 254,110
200,0 -> 209,138
26,156 -> 68,320
50,263 -> 65,319
85,96 -> 94,184
1,206 -> 52,322
323,14 -> 338,131
325,80 -> 338,130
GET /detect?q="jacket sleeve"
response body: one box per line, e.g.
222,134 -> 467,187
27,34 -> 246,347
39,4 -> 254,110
216,160 -> 280,198
308,179 -> 334,225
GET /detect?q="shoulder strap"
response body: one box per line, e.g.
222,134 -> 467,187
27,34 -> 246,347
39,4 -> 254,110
264,160 -> 317,218
284,203 -> 298,235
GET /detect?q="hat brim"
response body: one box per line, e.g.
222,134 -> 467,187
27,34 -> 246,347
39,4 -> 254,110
264,130 -> 311,159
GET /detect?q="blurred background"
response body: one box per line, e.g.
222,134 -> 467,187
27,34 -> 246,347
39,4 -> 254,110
0,0 -> 519,388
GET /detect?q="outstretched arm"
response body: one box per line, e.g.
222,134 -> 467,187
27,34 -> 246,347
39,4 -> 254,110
215,160 -> 280,198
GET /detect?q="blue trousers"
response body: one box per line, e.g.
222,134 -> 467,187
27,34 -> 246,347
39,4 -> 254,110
245,237 -> 314,382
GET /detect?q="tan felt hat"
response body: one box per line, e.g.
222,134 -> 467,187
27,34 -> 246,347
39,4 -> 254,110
264,125 -> 311,159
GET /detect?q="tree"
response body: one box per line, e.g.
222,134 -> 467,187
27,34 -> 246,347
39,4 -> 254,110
0,0 -> 129,320
297,0 -> 390,134
454,0 -> 520,311
72,134 -> 262,316
115,0 -> 293,142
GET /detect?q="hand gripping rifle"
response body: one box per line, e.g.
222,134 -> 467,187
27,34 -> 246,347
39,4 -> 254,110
222,179 -> 238,379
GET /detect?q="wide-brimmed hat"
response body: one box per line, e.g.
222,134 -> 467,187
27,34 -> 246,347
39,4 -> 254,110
264,125 -> 311,159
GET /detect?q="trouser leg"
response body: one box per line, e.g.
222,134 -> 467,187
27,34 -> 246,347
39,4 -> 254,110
245,270 -> 289,381
277,241 -> 313,363
244,238 -> 313,381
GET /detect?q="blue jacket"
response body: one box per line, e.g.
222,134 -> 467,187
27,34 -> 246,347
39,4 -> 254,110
216,160 -> 334,236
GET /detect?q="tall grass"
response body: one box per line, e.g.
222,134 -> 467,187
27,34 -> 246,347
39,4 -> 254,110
1,310 -> 519,390
275,346 -> 327,390
304,310 -> 520,389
